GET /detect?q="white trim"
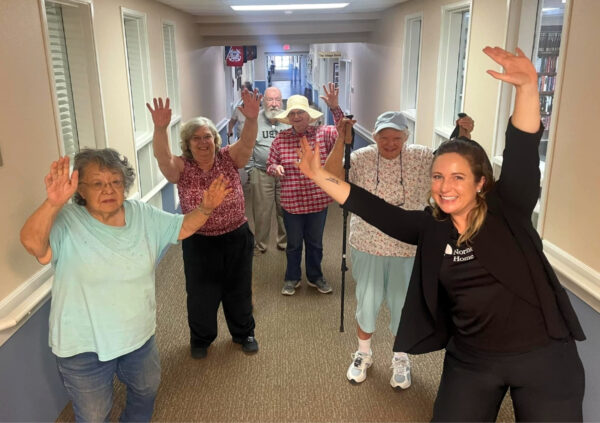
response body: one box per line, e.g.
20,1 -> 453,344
0,268 -> 53,346
39,0 -> 107,153
401,12 -> 423,113
543,240 -> 600,313
433,0 -> 471,148
353,123 -> 374,144
537,0 -> 571,236
128,191 -> 141,201
135,132 -> 154,150
216,117 -> 229,132
141,178 -> 168,203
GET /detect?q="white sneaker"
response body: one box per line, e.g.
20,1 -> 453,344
390,353 -> 411,389
346,350 -> 373,384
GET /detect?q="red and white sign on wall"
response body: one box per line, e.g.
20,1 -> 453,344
226,46 -> 244,66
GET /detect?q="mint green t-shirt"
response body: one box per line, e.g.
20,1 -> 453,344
49,200 -> 184,361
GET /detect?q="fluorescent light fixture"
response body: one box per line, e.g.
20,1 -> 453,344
231,3 -> 349,12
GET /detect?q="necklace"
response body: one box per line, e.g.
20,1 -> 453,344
375,149 -> 405,206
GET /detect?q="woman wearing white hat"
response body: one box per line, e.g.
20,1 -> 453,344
266,83 -> 343,296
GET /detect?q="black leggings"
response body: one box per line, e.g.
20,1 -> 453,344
432,338 -> 585,422
181,223 -> 255,348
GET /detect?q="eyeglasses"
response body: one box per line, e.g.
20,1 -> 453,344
80,180 -> 124,191
287,110 -> 307,118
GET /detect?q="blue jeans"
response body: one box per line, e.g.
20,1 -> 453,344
56,336 -> 160,423
282,207 -> 328,282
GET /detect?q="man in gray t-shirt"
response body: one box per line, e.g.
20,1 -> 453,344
248,87 -> 290,254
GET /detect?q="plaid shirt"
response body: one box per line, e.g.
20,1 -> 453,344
267,107 -> 344,214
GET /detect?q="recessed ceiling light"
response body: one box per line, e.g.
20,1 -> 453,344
231,3 -> 349,12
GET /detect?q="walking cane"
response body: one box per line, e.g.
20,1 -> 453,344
340,115 -> 354,332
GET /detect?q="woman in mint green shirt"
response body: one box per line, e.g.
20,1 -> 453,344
20,148 -> 230,422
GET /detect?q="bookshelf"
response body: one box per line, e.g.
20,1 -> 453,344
535,25 -> 562,162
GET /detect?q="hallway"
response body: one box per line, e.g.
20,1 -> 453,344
57,203 -> 516,422
2,1 -> 600,422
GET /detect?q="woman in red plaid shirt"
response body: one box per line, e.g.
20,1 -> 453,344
267,83 -> 344,296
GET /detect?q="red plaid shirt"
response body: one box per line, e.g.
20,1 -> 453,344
267,107 -> 344,214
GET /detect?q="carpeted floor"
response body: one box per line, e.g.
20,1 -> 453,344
57,204 -> 515,422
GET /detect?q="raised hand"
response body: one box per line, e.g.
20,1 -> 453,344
483,47 -> 538,89
320,82 -> 339,109
296,136 -> 321,179
45,156 -> 78,207
239,88 -> 262,120
201,174 -> 232,211
457,115 -> 474,139
485,46 -> 540,132
146,97 -> 171,130
336,117 -> 356,144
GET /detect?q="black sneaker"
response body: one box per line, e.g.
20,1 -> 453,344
233,336 -> 259,354
191,346 -> 208,359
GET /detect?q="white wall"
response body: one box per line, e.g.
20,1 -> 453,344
0,0 -> 225,301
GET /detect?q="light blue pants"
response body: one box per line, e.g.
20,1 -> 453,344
56,336 -> 160,423
351,248 -> 414,334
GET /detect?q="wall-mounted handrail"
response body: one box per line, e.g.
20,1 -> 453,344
0,279 -> 52,331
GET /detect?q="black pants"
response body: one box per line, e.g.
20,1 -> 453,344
432,338 -> 585,422
181,223 -> 255,348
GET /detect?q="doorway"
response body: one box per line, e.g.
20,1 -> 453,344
266,53 -> 307,98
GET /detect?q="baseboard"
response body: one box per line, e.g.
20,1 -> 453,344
543,240 -> 600,313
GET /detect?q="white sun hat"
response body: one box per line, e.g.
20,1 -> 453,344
275,95 -> 323,124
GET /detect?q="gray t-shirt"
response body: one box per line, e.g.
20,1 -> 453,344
248,110 -> 290,170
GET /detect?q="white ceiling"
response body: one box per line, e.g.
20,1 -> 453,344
154,0 -> 411,46
156,0 -> 409,19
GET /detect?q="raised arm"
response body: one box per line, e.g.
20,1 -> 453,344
298,137 -> 425,245
20,157 -> 79,264
324,117 -> 354,179
484,46 -> 543,214
484,47 -> 540,132
229,89 -> 261,168
147,97 -> 184,183
320,82 -> 345,124
178,175 -> 232,240
297,136 -> 350,204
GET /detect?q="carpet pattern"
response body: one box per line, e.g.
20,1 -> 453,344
57,204 -> 515,422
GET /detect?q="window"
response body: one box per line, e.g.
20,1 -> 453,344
338,59 -> 352,115
433,2 -> 471,148
122,9 -> 164,200
163,22 -> 182,207
42,0 -> 105,158
122,11 -> 152,141
162,22 -> 180,117
492,0 -> 566,230
401,14 -> 423,145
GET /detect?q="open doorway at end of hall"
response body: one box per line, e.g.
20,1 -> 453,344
266,53 -> 308,99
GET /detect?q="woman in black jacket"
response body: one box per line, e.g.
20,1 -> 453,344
297,46 -> 585,422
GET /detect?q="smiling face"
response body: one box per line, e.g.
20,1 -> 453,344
374,128 -> 408,160
189,126 -> 216,163
263,87 -> 283,120
431,152 -> 486,225
288,109 -> 311,133
77,162 -> 125,217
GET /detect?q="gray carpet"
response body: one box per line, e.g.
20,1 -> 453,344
57,204 -> 515,422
